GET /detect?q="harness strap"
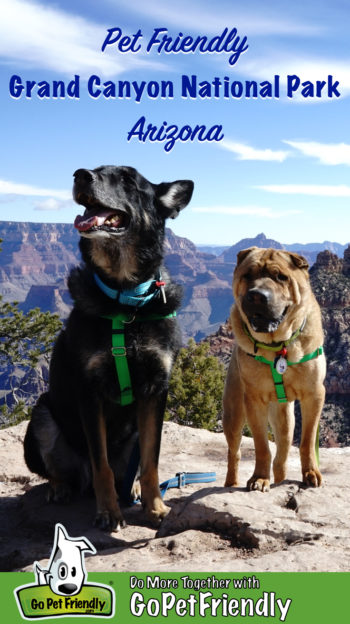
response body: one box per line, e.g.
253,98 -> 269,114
104,311 -> 177,406
111,315 -> 134,406
252,346 -> 324,404
269,364 -> 288,403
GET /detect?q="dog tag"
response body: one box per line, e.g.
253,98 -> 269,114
156,280 -> 167,304
275,356 -> 288,375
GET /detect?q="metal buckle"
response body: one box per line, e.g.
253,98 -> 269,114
112,346 -> 127,356
176,472 -> 186,488
122,315 -> 135,325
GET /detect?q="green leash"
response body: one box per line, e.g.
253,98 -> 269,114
315,424 -> 320,467
103,311 -> 177,406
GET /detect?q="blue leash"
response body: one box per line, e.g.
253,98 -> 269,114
159,471 -> 216,498
121,437 -> 216,504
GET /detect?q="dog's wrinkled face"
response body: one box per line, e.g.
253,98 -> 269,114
72,165 -> 194,283
233,247 -> 310,334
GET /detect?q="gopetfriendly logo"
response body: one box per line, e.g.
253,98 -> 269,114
15,524 -> 115,619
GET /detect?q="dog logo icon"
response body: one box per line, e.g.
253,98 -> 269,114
14,523 -> 115,620
34,524 -> 95,596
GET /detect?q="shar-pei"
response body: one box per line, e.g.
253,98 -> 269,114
223,247 -> 326,492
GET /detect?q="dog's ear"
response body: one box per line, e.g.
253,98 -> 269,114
156,180 -> 194,219
236,247 -> 258,266
74,538 -> 96,554
288,252 -> 309,271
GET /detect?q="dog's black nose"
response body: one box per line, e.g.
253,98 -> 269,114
73,169 -> 94,183
58,583 -> 78,595
246,288 -> 270,306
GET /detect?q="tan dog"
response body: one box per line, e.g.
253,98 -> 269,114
223,247 -> 326,492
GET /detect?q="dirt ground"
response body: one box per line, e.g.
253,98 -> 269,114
1,421 -> 350,572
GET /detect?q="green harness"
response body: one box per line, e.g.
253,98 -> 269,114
252,347 -> 324,404
244,322 -> 323,466
243,320 -> 323,402
103,311 -> 176,406
253,347 -> 323,467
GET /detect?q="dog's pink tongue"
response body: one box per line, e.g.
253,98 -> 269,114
74,214 -> 98,231
74,209 -> 113,232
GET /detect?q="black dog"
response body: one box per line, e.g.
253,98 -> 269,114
24,165 -> 194,531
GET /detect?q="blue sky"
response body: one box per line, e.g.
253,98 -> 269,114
1,0 -> 350,245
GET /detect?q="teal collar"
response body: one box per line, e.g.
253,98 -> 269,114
94,272 -> 165,307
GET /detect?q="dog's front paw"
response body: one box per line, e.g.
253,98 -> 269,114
131,478 -> 141,502
144,499 -> 169,527
302,468 -> 322,488
94,509 -> 126,532
247,476 -> 270,492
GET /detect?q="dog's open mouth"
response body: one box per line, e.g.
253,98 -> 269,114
74,206 -> 129,235
248,307 -> 289,333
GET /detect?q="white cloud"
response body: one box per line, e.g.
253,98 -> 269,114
257,184 -> 350,197
110,0 -> 322,36
0,0 -> 159,76
220,140 -> 290,162
0,179 -> 71,200
34,198 -> 72,211
285,140 -> 350,166
239,55 -> 350,98
192,206 -> 301,218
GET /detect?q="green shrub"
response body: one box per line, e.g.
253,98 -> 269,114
165,338 -> 225,430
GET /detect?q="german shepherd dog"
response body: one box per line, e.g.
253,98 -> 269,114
24,166 -> 194,531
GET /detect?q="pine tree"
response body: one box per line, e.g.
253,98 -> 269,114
165,338 -> 225,430
0,296 -> 62,425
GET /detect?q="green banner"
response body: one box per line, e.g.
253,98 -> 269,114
2,572 -> 349,623
15,582 -> 114,619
